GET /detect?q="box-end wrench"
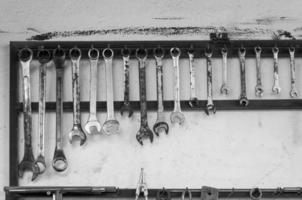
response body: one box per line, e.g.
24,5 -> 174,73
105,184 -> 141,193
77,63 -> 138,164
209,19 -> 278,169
68,47 -> 86,145
34,48 -> 51,177
52,46 -> 68,172
272,47 -> 281,94
170,47 -> 185,125
18,48 -> 39,181
84,47 -> 101,134
205,48 -> 216,115
255,46 -> 264,97
220,47 -> 230,95
239,47 -> 249,106
289,47 -> 298,98
188,47 -> 199,107
120,47 -> 134,117
136,48 -> 153,145
153,47 -> 169,136
102,48 -> 120,135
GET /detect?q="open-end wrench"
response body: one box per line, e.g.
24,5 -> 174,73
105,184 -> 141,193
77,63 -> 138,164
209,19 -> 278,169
239,47 -> 249,106
220,47 -> 230,95
272,47 -> 281,94
205,48 -> 216,115
153,47 -> 169,136
170,47 -> 185,125
120,47 -> 134,117
136,48 -> 153,145
18,48 -> 39,181
135,168 -> 148,200
255,46 -> 264,97
181,188 -> 192,200
84,47 -> 101,134
188,47 -> 199,107
102,48 -> 120,135
52,46 -> 68,172
34,48 -> 51,177
289,47 -> 298,98
68,47 -> 86,145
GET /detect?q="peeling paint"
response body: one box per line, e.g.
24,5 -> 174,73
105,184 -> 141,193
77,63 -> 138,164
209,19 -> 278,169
272,30 -> 296,40
27,27 -> 41,33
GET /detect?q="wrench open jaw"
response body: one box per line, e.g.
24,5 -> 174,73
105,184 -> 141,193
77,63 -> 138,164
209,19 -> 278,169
272,47 -> 281,95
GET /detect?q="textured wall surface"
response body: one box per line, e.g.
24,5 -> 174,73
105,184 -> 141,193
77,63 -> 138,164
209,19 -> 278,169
1,0 -> 302,200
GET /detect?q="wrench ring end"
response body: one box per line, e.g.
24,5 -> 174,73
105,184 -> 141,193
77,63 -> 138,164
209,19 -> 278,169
52,149 -> 68,172
18,48 -> 33,62
102,119 -> 120,135
69,47 -> 82,60
153,121 -> 169,136
170,111 -> 185,125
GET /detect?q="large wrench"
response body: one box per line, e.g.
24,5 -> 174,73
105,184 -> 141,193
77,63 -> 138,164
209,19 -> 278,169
289,47 -> 298,98
136,48 -> 153,145
220,47 -> 230,95
272,47 -> 281,94
205,48 -> 216,115
18,48 -> 39,181
170,47 -> 185,125
188,47 -> 199,107
255,46 -> 264,97
68,47 -> 86,145
34,48 -> 51,177
102,48 -> 120,135
239,47 -> 249,106
52,46 -> 68,172
153,47 -> 169,136
84,47 -> 101,134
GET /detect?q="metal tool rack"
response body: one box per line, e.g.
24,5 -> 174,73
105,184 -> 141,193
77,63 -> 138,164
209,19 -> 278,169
5,39 -> 302,200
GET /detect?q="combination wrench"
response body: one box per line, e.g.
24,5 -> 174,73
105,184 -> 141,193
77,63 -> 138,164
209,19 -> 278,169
188,47 -> 199,107
220,47 -> 230,95
84,47 -> 101,134
170,47 -> 185,125
205,48 -> 216,115
102,48 -> 120,135
136,48 -> 153,145
120,47 -> 134,117
272,47 -> 281,94
34,48 -> 51,176
181,188 -> 192,200
153,47 -> 169,136
18,48 -> 39,181
68,47 -> 86,145
52,46 -> 68,172
289,47 -> 298,98
255,46 -> 264,97
238,47 -> 249,106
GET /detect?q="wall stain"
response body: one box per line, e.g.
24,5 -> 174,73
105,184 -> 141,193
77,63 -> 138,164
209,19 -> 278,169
272,30 -> 296,40
256,16 -> 295,25
27,27 -> 41,33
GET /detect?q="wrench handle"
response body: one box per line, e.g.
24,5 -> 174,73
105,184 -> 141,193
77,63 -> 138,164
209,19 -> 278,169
89,59 -> 98,118
222,52 -> 228,85
56,68 -> 64,149
273,53 -> 279,80
188,54 -> 196,98
71,60 -> 81,125
255,52 -> 262,86
155,58 -> 164,114
206,56 -> 213,102
172,56 -> 181,111
239,55 -> 247,97
290,51 -> 296,85
123,57 -> 130,105
138,59 -> 148,127
104,58 -> 115,119
38,63 -> 46,154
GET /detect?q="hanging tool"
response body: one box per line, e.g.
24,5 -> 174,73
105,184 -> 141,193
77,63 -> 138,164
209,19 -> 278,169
135,168 -> 148,200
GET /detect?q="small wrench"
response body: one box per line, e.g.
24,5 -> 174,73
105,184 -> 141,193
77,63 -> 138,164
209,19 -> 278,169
157,188 -> 171,200
68,47 -> 86,145
239,47 -> 249,106
135,168 -> 148,200
188,47 -> 199,107
34,48 -> 51,177
255,46 -> 264,97
136,48 -> 153,145
220,47 -> 230,95
102,48 -> 120,135
52,46 -> 68,172
272,47 -> 281,94
84,47 -> 102,134
181,188 -> 192,200
120,47 -> 134,117
153,47 -> 169,136
18,48 -> 39,181
289,47 -> 298,98
205,48 -> 216,115
170,47 -> 185,125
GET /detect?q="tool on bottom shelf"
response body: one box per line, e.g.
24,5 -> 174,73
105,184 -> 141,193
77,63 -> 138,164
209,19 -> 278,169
181,188 -> 192,200
157,188 -> 171,200
135,168 -> 148,200
250,188 -> 262,200
201,186 -> 219,200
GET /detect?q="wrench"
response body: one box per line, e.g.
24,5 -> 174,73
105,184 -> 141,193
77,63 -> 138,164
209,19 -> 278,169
188,47 -> 199,107
238,47 -> 249,106
120,47 -> 134,117
255,46 -> 264,97
170,47 -> 185,125
289,47 -> 298,98
181,188 -> 192,200
18,48 -> 39,181
34,48 -> 51,177
136,48 -> 153,145
272,47 -> 281,94
52,46 -> 68,172
157,188 -> 171,200
68,47 -> 86,145
84,47 -> 101,134
102,48 -> 120,135
250,188 -> 263,200
153,47 -> 169,136
205,48 -> 216,115
135,168 -> 148,200
220,47 -> 230,95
